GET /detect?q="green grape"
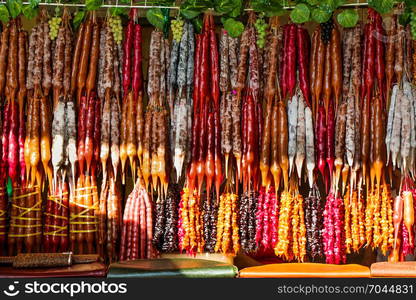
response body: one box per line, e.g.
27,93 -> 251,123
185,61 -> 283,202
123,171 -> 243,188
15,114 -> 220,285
255,15 -> 268,49
49,16 -> 62,40
108,16 -> 123,45
171,17 -> 184,42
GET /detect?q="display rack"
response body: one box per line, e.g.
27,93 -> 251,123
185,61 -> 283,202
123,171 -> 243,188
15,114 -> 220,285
0,1 -> 379,10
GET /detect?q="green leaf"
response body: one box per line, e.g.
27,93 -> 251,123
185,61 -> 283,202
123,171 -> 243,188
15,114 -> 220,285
146,8 -> 164,30
6,0 -> 22,19
159,0 -> 176,5
290,3 -> 310,24
85,0 -> 102,11
399,8 -> 411,26
192,16 -> 202,33
368,0 -> 394,14
229,6 -> 241,17
311,7 -> 331,23
251,0 -> 284,16
264,8 -> 285,17
223,18 -> 244,37
399,14 -> 410,26
333,0 -> 346,8
214,0 -> 235,15
337,9 -> 358,28
229,0 -> 242,17
317,0 -> 345,13
180,0 -> 212,19
0,4 -> 10,22
180,8 -> 201,19
180,0 -> 212,12
306,0 -> 319,5
251,1 -> 267,12
405,0 -> 416,8
264,0 -> 284,17
73,9 -> 85,29
109,7 -> 127,17
22,4 -> 37,19
318,0 -> 335,13
29,0 -> 40,9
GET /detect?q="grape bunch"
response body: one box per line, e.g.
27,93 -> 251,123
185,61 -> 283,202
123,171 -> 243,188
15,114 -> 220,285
171,17 -> 184,42
48,16 -> 62,40
255,16 -> 268,48
411,12 -> 416,40
320,18 -> 334,44
108,16 -> 123,45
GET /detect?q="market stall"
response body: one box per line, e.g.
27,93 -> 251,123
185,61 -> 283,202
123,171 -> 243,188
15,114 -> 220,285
0,0 -> 415,278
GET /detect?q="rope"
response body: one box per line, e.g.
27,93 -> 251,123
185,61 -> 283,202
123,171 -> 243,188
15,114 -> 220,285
9,189 -> 42,238
69,186 -> 99,234
43,193 -> 69,237
47,193 -> 69,209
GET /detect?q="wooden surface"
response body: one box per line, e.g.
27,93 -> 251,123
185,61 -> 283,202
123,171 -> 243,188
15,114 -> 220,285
0,262 -> 106,278
371,262 -> 416,278
239,263 -> 371,278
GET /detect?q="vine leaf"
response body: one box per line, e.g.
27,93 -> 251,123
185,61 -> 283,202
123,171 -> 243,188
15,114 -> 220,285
399,9 -> 411,26
22,4 -> 38,19
6,0 -> 22,19
109,7 -> 128,17
251,0 -> 284,17
180,8 -> 201,19
318,0 -> 345,13
29,0 -> 40,9
337,9 -> 358,28
85,0 -> 103,11
290,3 -> 310,24
405,0 -> 416,8
146,8 -> 165,30
192,16 -> 202,33
73,9 -> 86,29
223,18 -> 244,38
311,7 -> 331,23
214,0 -> 240,15
229,0 -> 242,18
369,0 -> 394,14
0,4 -> 10,22
180,0 -> 211,19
